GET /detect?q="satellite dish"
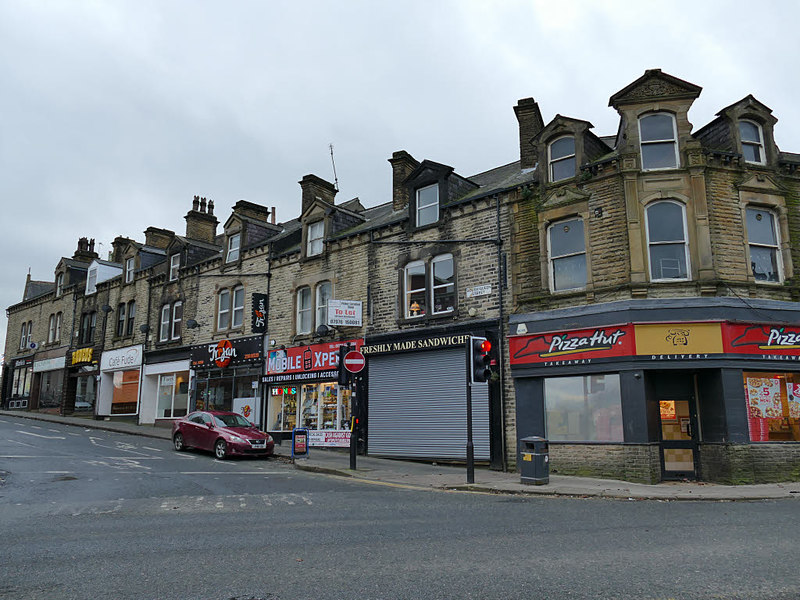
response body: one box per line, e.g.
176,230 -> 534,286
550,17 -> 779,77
315,324 -> 330,337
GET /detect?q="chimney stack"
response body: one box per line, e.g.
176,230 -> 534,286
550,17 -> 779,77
72,236 -> 100,263
514,98 -> 544,170
144,227 -> 175,249
299,175 -> 337,214
388,151 -> 420,211
184,196 -> 219,244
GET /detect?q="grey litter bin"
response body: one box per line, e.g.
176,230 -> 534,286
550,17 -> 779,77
519,436 -> 549,485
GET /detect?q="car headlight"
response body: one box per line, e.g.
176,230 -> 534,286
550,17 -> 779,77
228,434 -> 248,444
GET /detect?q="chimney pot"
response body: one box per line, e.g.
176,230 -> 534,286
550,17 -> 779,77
200,197 -> 207,213
192,196 -> 200,211
208,200 -> 214,216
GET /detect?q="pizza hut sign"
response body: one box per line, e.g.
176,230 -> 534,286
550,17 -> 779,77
190,335 -> 263,369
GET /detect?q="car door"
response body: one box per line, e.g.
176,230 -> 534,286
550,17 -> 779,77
183,412 -> 208,448
192,412 -> 217,451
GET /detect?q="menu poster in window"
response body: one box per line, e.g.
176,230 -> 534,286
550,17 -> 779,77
787,383 -> 800,419
746,377 -> 782,418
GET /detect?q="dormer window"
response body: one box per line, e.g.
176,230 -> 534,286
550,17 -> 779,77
307,221 -> 324,257
55,272 -> 64,297
125,257 -> 135,283
739,120 -> 766,165
226,234 -> 240,263
416,184 -> 439,227
169,254 -> 180,281
639,113 -> 678,170
549,136 -> 576,182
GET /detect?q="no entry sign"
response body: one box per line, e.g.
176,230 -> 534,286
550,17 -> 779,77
343,350 -> 366,373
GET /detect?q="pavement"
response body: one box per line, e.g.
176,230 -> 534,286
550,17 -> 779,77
3,410 -> 800,501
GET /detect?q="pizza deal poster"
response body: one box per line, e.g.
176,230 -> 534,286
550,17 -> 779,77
787,383 -> 800,419
745,377 -> 782,419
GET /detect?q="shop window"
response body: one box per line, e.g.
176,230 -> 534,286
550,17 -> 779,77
646,200 -> 690,281
156,371 -> 190,418
316,281 -> 332,328
403,254 -> 455,319
549,136 -> 576,182
307,221 -> 324,257
268,382 -> 352,433
75,375 -> 96,411
415,184 -> 439,228
639,112 -> 678,170
11,363 -> 32,398
548,218 -> 587,292
111,370 -> 139,415
544,374 -> 624,442
125,301 -> 135,336
744,372 -> 800,442
169,254 -> 180,281
125,257 -> 135,283
746,207 -> 781,282
296,286 -> 312,334
116,303 -> 126,337
55,272 -> 64,297
226,233 -> 240,263
38,369 -> 64,409
79,312 -> 96,344
739,120 -> 766,165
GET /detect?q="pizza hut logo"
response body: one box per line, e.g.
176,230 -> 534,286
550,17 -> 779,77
209,339 -> 237,368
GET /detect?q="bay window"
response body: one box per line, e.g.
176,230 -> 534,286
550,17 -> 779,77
646,201 -> 690,281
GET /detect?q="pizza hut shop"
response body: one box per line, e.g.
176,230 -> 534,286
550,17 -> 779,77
509,298 -> 800,485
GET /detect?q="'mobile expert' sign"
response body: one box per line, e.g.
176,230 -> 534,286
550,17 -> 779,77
263,339 -> 363,383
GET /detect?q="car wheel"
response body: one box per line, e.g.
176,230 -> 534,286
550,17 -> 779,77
173,432 -> 186,451
214,439 -> 227,460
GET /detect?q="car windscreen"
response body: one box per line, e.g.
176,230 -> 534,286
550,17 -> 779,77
213,414 -> 252,428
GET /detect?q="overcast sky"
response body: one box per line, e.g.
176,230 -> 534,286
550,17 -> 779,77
2,0 -> 798,357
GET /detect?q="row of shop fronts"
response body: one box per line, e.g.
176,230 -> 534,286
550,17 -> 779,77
6,300 -> 800,483
3,323 -> 504,466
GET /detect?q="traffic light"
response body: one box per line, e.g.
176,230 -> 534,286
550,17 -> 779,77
470,336 -> 492,383
337,344 -> 351,386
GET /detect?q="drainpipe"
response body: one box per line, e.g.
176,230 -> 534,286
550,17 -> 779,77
495,193 -> 507,472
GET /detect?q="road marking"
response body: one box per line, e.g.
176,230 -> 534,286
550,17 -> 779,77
17,430 -> 66,440
9,439 -> 36,447
45,471 -> 73,474
142,446 -> 162,452
178,471 -> 286,475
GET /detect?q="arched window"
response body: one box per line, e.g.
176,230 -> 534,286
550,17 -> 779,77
739,120 -> 766,165
645,201 -> 690,281
548,217 -> 587,291
639,113 -> 678,170
549,136 -> 576,182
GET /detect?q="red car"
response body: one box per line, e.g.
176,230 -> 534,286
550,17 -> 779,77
172,410 -> 274,459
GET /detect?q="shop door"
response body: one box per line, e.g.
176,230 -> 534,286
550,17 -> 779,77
657,393 -> 699,481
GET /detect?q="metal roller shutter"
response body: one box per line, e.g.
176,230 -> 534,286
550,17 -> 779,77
368,349 -> 490,460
